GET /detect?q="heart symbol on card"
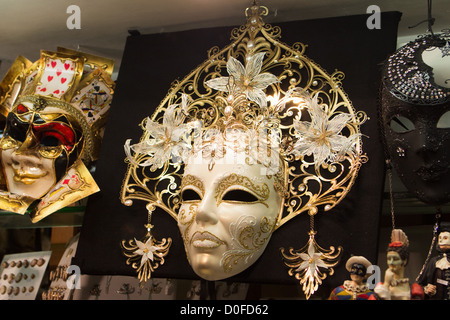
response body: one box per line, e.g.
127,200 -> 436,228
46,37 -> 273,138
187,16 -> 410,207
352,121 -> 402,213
39,87 -> 47,92
56,71 -> 62,77
64,63 -> 70,70
53,89 -> 60,94
61,78 -> 67,84
51,61 -> 57,68
47,76 -> 53,82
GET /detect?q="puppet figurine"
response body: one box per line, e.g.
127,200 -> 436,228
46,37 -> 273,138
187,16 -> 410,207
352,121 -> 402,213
328,256 -> 374,300
374,229 -> 412,300
372,229 -> 424,300
418,222 -> 450,300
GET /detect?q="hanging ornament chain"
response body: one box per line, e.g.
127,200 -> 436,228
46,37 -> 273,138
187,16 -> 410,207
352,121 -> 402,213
387,159 -> 444,282
416,207 -> 441,282
386,159 -> 396,231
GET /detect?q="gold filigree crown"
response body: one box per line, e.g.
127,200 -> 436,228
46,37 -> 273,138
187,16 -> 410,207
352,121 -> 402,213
0,47 -> 115,162
122,4 -> 367,228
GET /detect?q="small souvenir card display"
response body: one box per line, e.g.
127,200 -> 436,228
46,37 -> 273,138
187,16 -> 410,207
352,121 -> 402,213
0,251 -> 52,300
42,234 -> 79,300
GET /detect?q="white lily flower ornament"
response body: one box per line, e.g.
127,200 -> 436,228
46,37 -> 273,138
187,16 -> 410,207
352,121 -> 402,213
205,52 -> 279,108
290,92 -> 360,168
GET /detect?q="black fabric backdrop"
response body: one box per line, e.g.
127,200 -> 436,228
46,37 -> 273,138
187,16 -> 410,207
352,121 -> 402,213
73,12 -> 402,294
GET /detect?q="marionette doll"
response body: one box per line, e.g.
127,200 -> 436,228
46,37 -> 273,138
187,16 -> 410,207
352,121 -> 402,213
328,256 -> 374,300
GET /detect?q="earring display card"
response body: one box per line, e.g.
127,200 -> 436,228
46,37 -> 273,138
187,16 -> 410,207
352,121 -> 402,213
0,251 -> 52,300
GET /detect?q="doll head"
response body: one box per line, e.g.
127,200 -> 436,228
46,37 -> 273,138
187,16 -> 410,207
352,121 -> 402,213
386,229 -> 409,273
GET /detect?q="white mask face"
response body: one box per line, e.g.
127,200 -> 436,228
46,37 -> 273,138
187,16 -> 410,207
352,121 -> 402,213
438,231 -> 450,247
1,148 -> 56,199
177,150 -> 283,281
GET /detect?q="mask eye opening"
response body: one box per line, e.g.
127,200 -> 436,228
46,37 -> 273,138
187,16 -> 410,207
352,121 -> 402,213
437,110 -> 450,129
222,189 -> 259,203
389,115 -> 415,133
181,188 -> 202,202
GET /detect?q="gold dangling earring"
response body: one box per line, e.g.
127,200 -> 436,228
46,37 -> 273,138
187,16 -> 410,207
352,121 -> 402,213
121,204 -> 172,287
280,212 -> 342,299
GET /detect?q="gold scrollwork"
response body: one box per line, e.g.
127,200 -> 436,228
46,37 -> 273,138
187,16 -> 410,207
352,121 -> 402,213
221,216 -> 276,273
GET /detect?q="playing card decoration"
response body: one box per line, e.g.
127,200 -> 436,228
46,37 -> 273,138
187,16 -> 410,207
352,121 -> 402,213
0,48 -> 115,222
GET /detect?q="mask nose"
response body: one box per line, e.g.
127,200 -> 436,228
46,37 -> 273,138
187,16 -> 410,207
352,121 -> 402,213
195,192 -> 218,225
14,133 -> 40,157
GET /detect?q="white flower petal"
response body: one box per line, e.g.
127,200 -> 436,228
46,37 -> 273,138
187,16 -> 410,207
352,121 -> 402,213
163,103 -> 180,128
205,77 -> 230,92
171,124 -> 190,142
251,73 -> 279,90
124,139 -> 141,167
135,239 -> 147,251
130,139 -> 160,154
326,113 -> 352,135
293,119 -> 311,136
245,52 -> 265,79
291,140 -> 312,157
227,56 -> 246,80
134,249 -> 145,256
140,254 -> 148,266
180,93 -> 192,115
247,88 -> 268,108
307,242 -> 316,257
145,120 -> 166,139
296,260 -> 310,271
314,143 -> 332,166
315,258 -> 329,269
147,250 -> 154,262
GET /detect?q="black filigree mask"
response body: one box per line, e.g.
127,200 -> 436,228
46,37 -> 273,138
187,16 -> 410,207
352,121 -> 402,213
381,32 -> 450,206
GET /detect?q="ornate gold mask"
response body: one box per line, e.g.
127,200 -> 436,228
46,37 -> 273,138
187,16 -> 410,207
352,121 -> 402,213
121,3 -> 367,298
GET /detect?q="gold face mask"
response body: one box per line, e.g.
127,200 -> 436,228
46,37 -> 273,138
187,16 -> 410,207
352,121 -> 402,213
0,102 -> 82,199
0,48 -> 114,222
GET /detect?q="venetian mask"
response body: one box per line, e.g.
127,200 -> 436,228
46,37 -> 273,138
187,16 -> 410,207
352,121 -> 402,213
177,149 -> 284,280
0,48 -> 115,221
381,32 -> 450,206
1,102 -> 83,199
121,3 -> 366,298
